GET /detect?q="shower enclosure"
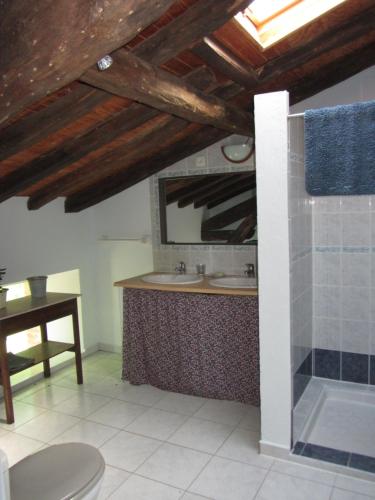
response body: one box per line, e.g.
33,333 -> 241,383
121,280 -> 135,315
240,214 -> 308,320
289,108 -> 375,474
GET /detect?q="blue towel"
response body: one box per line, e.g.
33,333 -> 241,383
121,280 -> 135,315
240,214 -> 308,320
304,100 -> 375,196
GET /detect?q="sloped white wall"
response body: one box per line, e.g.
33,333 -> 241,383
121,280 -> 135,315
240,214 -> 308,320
0,198 -> 99,352
0,179 -> 153,353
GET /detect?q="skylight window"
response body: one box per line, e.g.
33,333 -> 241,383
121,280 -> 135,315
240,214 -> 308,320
235,0 -> 346,49
248,0 -> 301,26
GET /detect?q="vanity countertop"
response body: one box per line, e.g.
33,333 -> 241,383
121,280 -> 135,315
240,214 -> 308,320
114,272 -> 258,296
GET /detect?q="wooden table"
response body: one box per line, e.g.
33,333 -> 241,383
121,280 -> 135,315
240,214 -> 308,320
0,293 -> 83,424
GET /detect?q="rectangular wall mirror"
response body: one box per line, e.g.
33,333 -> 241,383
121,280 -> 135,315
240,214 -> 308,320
159,172 -> 257,245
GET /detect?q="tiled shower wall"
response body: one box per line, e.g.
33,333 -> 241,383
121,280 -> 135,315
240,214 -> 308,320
150,135 -> 257,274
313,195 -> 375,385
288,117 -> 313,408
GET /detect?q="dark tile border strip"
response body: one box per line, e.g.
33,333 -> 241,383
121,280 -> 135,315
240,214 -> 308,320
313,349 -> 375,386
350,454 -> 375,474
302,443 -> 349,466
293,350 -> 312,407
292,442 -> 375,474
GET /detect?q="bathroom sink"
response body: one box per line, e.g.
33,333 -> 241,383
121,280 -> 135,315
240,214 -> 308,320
209,276 -> 257,289
142,273 -> 203,285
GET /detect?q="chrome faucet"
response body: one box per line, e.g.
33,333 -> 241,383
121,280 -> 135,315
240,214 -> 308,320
175,261 -> 186,274
244,263 -> 255,278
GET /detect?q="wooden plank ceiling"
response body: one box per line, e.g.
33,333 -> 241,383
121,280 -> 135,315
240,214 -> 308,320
0,0 -> 374,212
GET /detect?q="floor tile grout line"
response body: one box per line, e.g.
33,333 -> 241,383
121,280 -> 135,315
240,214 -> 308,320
252,466 -> 272,500
269,464 -> 337,487
122,412 -> 190,442
336,488 -> 375,500
12,409 -> 83,444
328,485 -> 336,500
184,451 -> 216,494
129,436 -> 167,477
93,426 -> 123,450
49,394 -> 115,419
131,471 -> 197,496
103,477 -> 125,500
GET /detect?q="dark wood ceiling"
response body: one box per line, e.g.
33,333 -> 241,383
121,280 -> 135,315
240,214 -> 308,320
0,0 -> 374,212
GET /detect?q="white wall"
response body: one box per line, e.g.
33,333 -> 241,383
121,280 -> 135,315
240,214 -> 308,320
0,197 -> 99,351
255,91 -> 292,453
91,179 -> 151,241
95,240 -> 153,351
0,179 -> 153,353
91,180 -> 153,351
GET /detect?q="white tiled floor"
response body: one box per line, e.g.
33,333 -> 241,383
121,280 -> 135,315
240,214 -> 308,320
0,351 -> 374,499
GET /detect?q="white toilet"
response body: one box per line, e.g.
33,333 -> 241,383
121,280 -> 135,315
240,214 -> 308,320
0,443 -> 105,500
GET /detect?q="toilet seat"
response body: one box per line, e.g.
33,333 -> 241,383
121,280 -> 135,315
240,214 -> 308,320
9,443 -> 105,500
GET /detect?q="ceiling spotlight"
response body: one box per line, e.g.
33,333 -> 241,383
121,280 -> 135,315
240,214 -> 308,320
97,55 -> 113,71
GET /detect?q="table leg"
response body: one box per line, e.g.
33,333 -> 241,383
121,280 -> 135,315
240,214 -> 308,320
40,323 -> 51,378
72,301 -> 83,384
0,337 -> 14,424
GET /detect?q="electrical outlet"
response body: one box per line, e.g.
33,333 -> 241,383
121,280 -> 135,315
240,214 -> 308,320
195,156 -> 206,167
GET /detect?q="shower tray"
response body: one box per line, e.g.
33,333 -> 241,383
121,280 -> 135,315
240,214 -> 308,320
301,383 -> 375,457
293,379 -> 375,474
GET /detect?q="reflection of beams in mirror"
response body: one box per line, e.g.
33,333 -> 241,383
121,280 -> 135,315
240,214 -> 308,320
159,172 -> 257,245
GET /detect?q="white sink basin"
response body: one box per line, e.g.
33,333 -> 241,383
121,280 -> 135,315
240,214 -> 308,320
209,276 -> 257,289
142,273 -> 203,285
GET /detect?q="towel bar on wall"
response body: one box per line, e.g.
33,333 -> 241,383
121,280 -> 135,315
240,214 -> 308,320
287,112 -> 305,118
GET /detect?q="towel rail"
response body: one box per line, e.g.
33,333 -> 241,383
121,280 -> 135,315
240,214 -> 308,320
287,112 -> 305,118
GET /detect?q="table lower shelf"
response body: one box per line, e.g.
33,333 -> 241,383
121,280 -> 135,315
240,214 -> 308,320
4,341 -> 75,376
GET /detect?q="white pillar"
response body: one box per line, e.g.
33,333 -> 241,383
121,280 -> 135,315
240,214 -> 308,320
255,91 -> 292,454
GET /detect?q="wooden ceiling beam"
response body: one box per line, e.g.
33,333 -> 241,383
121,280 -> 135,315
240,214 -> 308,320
81,50 -> 251,135
2,0 -> 250,198
0,0 -> 243,156
0,0 -> 176,124
61,82 -> 246,212
290,42 -> 375,105
0,67 -> 215,203
28,115 -> 193,211
258,8 -> 375,83
0,83 -> 109,161
27,80 -> 241,211
62,127 -> 229,212
0,105 -> 157,204
192,37 -> 259,89
131,0 -> 250,65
